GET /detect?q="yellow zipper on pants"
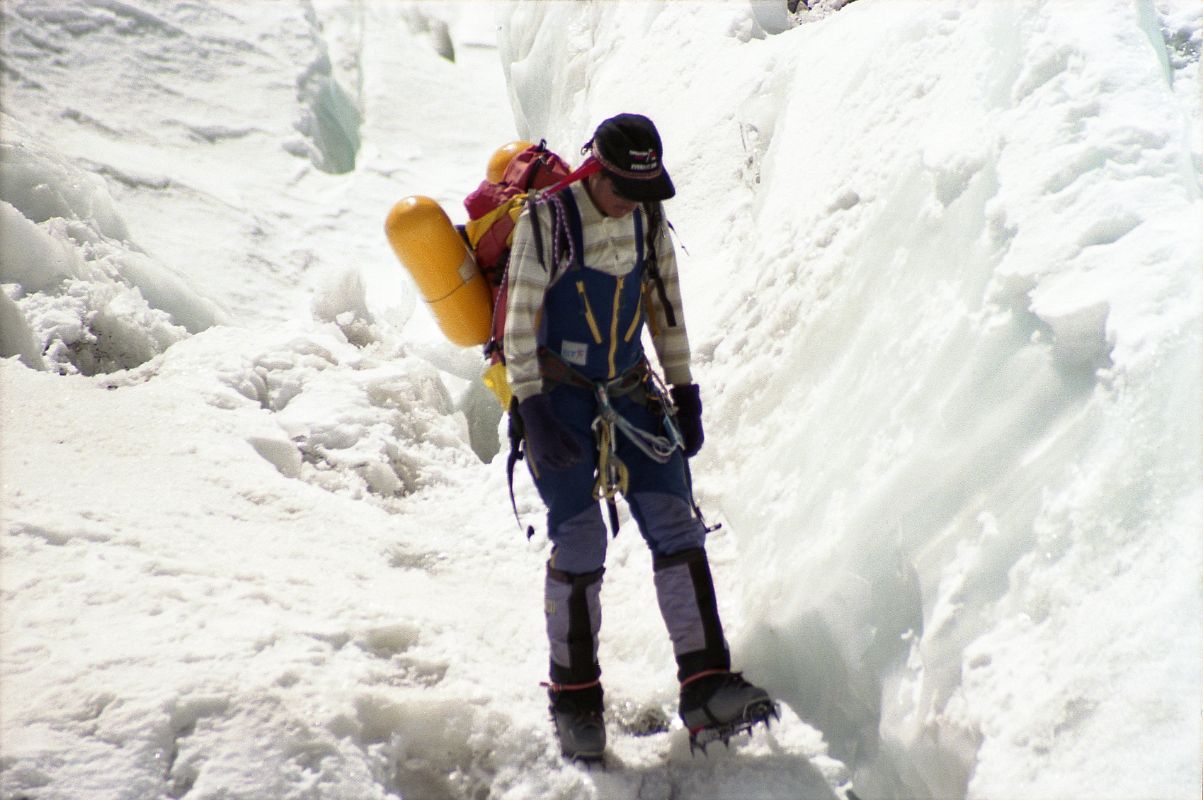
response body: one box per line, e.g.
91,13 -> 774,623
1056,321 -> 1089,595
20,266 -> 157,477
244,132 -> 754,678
577,281 -> 603,344
623,280 -> 644,343
608,276 -> 624,378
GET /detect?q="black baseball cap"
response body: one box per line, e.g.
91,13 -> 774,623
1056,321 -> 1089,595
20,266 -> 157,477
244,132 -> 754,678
587,113 -> 675,202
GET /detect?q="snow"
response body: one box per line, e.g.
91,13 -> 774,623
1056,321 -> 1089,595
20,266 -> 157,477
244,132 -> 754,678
1,1 -> 1199,799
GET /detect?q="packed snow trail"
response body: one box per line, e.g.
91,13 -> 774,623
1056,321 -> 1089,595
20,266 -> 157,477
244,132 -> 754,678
2,1 -> 1200,799
1,2 -> 849,799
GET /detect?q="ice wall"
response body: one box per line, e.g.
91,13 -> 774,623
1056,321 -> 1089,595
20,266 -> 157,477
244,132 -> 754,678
499,1 -> 1201,798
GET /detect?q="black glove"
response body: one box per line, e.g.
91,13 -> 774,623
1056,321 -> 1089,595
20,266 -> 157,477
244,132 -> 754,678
518,394 -> 584,471
670,383 -> 704,458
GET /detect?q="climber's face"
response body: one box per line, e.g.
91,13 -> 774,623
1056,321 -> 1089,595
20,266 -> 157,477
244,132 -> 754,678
586,173 -> 639,219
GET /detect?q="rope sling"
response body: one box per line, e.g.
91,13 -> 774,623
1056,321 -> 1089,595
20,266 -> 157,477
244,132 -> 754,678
590,369 -> 681,502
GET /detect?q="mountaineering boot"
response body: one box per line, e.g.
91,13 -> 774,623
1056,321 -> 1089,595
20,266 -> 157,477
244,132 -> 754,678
679,669 -> 779,752
548,681 -> 607,763
545,563 -> 606,761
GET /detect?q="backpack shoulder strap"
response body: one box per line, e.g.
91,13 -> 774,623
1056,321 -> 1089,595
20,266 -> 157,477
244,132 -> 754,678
557,187 -> 586,273
642,201 -> 677,328
528,197 -> 547,272
634,205 -> 644,265
528,187 -> 585,281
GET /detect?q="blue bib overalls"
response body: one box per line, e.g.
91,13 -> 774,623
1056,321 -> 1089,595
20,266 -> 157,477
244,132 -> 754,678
530,192 -> 707,577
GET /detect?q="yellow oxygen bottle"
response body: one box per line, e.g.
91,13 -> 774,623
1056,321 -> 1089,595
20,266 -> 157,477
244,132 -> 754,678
384,196 -> 493,347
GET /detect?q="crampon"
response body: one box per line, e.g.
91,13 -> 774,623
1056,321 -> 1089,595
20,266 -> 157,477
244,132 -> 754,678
687,697 -> 781,755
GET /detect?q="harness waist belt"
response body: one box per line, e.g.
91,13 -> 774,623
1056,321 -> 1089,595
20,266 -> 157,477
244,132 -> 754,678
538,348 -> 648,397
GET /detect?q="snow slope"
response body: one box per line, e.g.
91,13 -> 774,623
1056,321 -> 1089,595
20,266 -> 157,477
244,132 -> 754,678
2,1 -> 1200,799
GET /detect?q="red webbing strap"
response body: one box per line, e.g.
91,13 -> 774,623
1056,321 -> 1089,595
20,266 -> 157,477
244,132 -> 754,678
542,157 -> 602,196
680,668 -> 729,688
540,678 -> 602,693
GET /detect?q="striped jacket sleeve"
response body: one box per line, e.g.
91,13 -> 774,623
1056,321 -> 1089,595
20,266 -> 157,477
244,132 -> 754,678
503,205 -> 551,403
646,215 -> 694,388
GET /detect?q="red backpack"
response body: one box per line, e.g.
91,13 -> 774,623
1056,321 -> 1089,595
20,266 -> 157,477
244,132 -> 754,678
461,142 -> 573,399
463,141 -> 571,286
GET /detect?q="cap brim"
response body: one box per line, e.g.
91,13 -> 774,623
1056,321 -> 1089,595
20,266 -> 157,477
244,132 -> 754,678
609,170 -> 676,202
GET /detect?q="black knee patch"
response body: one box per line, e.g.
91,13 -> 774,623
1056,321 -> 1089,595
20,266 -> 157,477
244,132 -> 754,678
547,565 -> 605,685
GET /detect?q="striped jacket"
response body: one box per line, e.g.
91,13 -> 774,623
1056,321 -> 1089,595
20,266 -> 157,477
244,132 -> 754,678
503,180 -> 693,403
